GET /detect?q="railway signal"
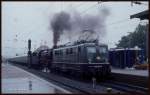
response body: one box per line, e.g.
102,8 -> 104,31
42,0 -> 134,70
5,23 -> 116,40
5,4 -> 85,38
28,39 -> 32,68
28,39 -> 31,51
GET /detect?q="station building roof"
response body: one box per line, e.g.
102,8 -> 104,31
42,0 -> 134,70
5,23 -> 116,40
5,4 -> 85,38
109,48 -> 142,51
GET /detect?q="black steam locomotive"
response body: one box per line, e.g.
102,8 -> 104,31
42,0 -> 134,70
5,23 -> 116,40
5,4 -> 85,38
35,41 -> 111,77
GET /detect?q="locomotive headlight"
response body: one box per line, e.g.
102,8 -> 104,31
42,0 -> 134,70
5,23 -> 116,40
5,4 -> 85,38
96,56 -> 101,60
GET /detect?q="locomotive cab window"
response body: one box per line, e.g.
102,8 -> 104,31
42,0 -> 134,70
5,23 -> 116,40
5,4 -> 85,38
99,47 -> 107,54
98,46 -> 108,62
86,47 -> 96,63
87,47 -> 96,53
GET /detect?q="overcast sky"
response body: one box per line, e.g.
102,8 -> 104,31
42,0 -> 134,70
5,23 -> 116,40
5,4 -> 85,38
2,1 -> 148,58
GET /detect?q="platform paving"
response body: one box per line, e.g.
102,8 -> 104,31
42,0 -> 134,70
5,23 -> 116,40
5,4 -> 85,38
2,62 -> 71,94
111,67 -> 148,77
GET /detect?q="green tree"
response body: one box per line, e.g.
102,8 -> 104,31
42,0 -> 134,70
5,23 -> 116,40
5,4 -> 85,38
116,24 -> 148,60
116,24 -> 147,49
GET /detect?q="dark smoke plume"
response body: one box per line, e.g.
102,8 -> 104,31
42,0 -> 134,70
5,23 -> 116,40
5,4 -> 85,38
51,11 -> 71,47
50,7 -> 110,47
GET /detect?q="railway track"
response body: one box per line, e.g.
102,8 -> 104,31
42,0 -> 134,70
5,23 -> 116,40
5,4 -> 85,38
111,73 -> 148,88
99,81 -> 148,94
9,61 -> 148,94
8,62 -> 121,94
61,70 -> 148,94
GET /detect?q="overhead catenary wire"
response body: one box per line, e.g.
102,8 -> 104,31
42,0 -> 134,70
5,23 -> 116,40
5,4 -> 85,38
5,2 -> 146,48
78,1 -> 148,18
9,13 -> 136,43
106,18 -> 131,27
13,2 -> 126,40
75,2 -> 86,8
74,2 -> 134,28
12,1 -> 148,40
80,2 -> 100,15
3,19 -> 139,56
76,2 -> 142,27
4,18 -> 136,44
107,21 -> 140,31
5,18 -> 134,44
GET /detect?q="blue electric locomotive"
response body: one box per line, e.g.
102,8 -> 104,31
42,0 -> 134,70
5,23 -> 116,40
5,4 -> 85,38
51,42 -> 111,77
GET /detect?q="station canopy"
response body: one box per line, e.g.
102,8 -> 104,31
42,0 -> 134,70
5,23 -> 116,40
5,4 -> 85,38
130,10 -> 149,20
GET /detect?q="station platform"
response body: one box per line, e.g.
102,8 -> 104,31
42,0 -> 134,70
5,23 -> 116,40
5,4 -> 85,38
2,62 -> 71,94
111,67 -> 148,77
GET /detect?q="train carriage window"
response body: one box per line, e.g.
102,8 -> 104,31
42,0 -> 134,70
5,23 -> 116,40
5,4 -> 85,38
65,48 -> 74,55
67,49 -> 69,54
54,51 -> 57,55
73,47 -> 76,54
70,48 -> 73,54
60,50 -> 63,55
78,47 -> 81,52
55,50 -> 59,55
68,49 -> 70,54
57,50 -> 60,55
63,49 -> 66,55
66,49 -> 68,55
